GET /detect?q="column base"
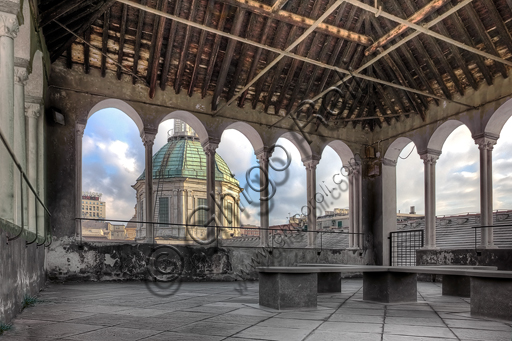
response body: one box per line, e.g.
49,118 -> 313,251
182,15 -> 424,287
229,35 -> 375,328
421,246 -> 439,251
477,244 -> 499,249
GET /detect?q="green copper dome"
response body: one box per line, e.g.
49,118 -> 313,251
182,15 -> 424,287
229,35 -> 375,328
137,137 -> 239,186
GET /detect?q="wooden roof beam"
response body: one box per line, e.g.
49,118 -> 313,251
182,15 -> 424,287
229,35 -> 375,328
116,4 -> 127,80
343,0 -> 512,67
271,0 -> 289,13
131,0 -> 147,85
188,0 -> 215,97
117,0 -> 475,110
238,17 -> 273,107
83,27 -> 91,74
148,0 -> 168,98
160,0 -> 183,91
146,0 -> 165,85
211,8 -> 246,111
201,3 -> 229,99
100,7 -> 110,78
39,0 -> 89,28
217,0 -> 372,46
174,0 -> 200,94
403,0 -> 464,96
51,0 -> 116,63
365,0 -> 451,55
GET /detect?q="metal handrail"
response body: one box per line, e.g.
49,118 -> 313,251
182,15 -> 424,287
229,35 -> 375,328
0,128 -> 51,246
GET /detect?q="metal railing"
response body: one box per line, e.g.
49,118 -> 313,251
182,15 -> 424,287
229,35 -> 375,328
0,128 -> 52,247
76,217 -> 364,252
472,223 -> 512,250
389,229 -> 424,266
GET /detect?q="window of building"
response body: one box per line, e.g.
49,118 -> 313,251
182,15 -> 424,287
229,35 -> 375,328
158,197 -> 169,227
331,220 -> 336,226
197,198 -> 208,227
338,221 -> 342,227
226,202 -> 233,227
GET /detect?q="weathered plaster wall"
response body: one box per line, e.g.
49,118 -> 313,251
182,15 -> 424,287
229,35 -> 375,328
0,219 -> 46,324
417,249 -> 512,270
46,240 -> 370,283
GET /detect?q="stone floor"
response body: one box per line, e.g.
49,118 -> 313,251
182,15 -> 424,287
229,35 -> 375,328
3,279 -> 512,340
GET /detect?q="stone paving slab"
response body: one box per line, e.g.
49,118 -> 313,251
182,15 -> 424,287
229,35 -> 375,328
2,279 -> 512,341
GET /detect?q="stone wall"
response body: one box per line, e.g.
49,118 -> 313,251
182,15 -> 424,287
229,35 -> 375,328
0,219 -> 46,324
46,239 -> 370,283
417,248 -> 512,270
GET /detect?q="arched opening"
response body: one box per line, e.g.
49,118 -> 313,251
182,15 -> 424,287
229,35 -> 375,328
393,140 -> 424,216
138,111 -> 212,243
81,107 -> 144,241
493,118 -> 512,211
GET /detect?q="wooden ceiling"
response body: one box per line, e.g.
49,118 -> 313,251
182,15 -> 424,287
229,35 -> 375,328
39,0 -> 512,130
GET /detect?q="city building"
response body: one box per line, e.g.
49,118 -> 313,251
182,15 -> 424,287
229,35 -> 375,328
81,192 -> 106,219
240,224 -> 260,237
132,120 -> 242,243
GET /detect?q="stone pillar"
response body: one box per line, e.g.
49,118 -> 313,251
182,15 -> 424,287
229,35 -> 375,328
202,139 -> 219,240
25,102 -> 40,234
75,123 -> 85,238
348,167 -> 355,248
304,158 -> 320,248
475,134 -> 498,248
420,150 -> 441,249
13,65 -> 27,226
0,13 -> 19,223
256,148 -> 273,247
142,130 -> 156,243
354,163 -> 363,248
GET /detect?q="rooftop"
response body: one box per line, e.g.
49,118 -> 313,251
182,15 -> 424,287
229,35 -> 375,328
4,279 -> 511,340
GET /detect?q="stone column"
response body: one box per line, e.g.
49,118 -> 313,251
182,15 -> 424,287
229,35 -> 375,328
0,13 -> 19,223
202,139 -> 219,240
304,158 -> 320,248
25,102 -> 40,234
142,130 -> 156,243
420,150 -> 441,249
348,167 -> 355,248
256,148 -> 273,247
351,162 -> 363,248
475,134 -> 498,248
75,123 -> 85,238
13,65 -> 27,227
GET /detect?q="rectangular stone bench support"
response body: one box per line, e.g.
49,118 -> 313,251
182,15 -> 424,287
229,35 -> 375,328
259,272 -> 317,309
442,275 -> 470,297
363,272 -> 417,303
318,272 -> 342,293
471,277 -> 512,321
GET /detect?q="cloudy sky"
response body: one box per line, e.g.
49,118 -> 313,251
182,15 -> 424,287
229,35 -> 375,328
82,108 -> 512,225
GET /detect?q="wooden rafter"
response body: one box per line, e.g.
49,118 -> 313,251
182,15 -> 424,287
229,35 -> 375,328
116,4 -> 127,80
403,0 -> 464,96
39,0 -> 87,28
211,8 -> 246,111
201,3 -> 229,99
160,0 -> 183,91
83,27 -> 91,74
50,0 -> 116,63
188,0 -> 215,97
44,0 -> 100,35
148,0 -> 168,98
100,7 -> 110,78
175,0 -> 200,94
238,17 -> 273,107
365,0 -> 451,55
462,3 -> 508,78
217,0 -> 372,45
147,0 -> 165,86
131,0 -> 147,84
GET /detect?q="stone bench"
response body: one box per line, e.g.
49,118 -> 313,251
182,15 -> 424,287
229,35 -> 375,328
298,263 -> 497,297
257,265 -> 512,321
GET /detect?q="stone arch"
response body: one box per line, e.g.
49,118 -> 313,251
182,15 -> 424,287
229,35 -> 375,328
384,137 -> 416,164
87,99 -> 144,133
220,121 -> 264,153
485,98 -> 512,137
427,120 -> 465,152
323,140 -> 355,165
157,110 -> 209,144
277,131 -> 313,162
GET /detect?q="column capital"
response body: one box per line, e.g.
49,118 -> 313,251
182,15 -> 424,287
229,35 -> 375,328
382,158 -> 397,167
419,149 -> 441,164
0,12 -> 18,38
76,123 -> 86,138
302,156 -> 320,170
141,131 -> 156,147
255,147 -> 273,162
202,139 -> 219,156
474,133 -> 498,151
14,66 -> 28,85
25,102 -> 40,119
